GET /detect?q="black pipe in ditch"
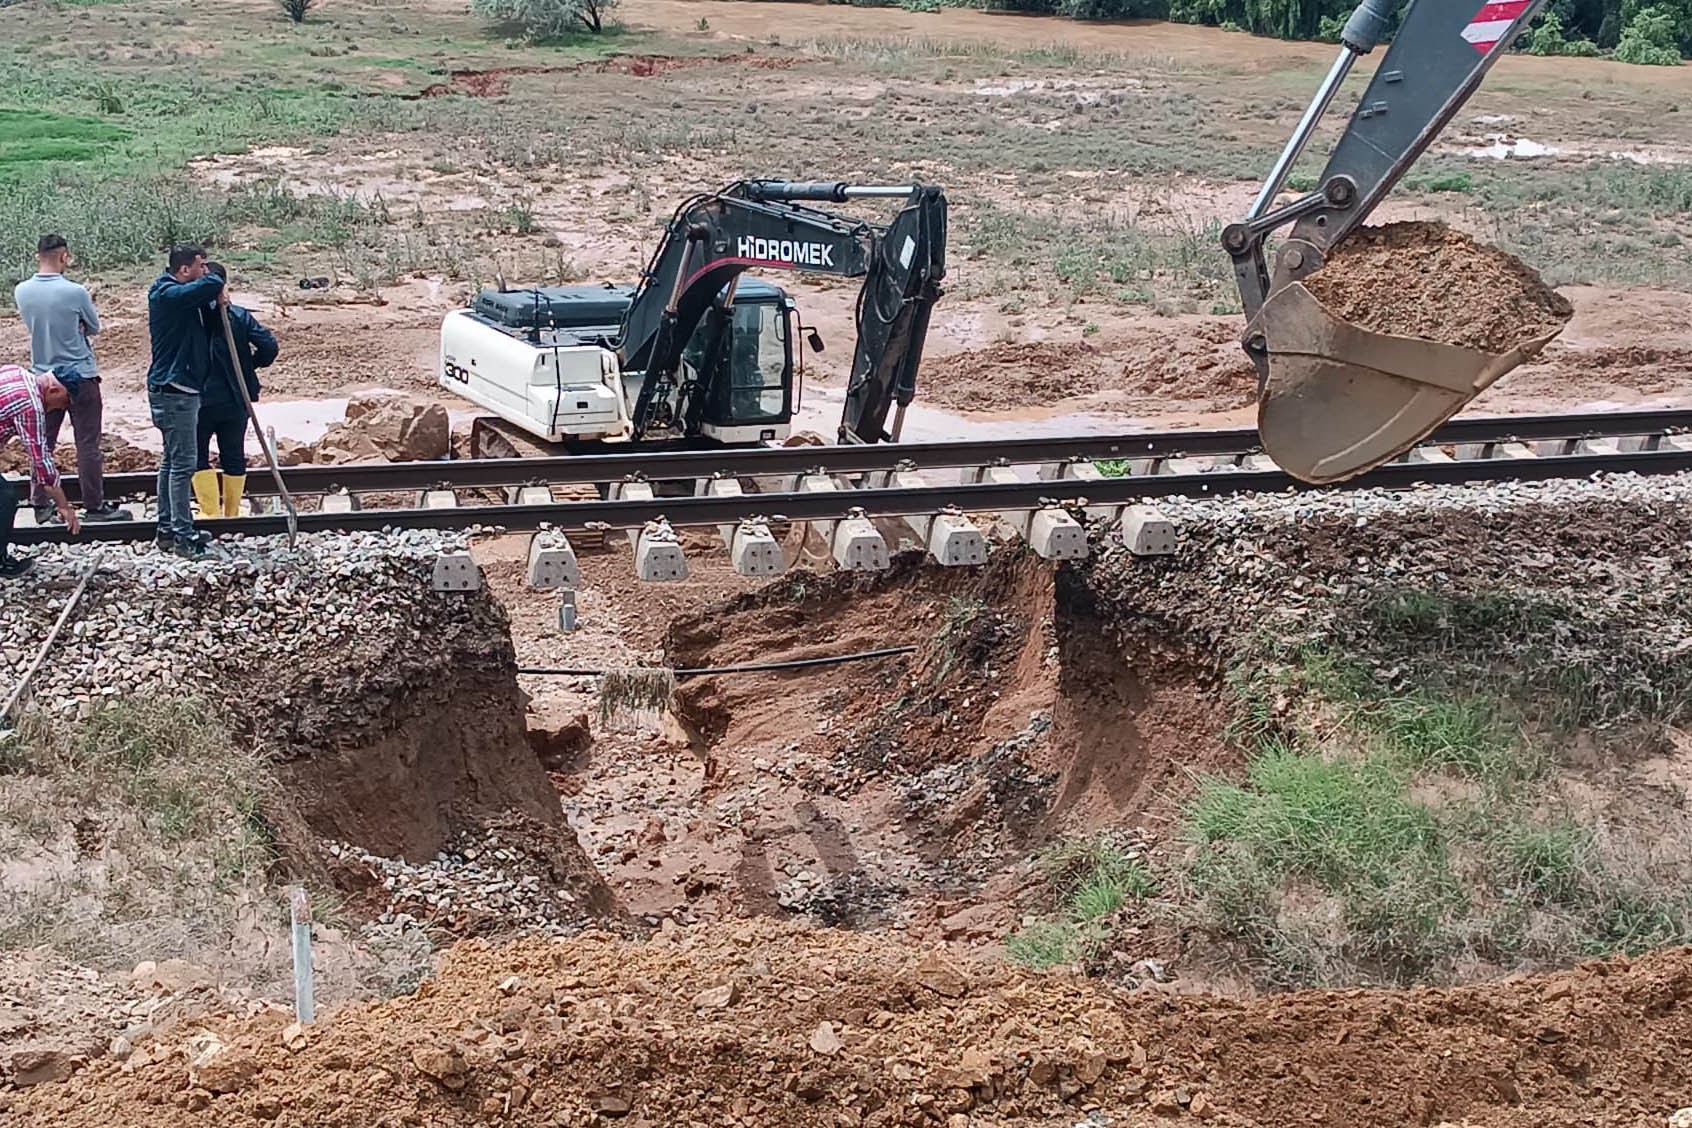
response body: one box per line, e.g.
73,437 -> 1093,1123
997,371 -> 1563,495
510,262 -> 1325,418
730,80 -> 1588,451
516,644 -> 917,680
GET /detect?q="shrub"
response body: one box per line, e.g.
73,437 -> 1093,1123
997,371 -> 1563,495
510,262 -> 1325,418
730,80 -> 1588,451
278,0 -> 318,22
471,0 -> 620,37
1056,0 -> 1172,17
1614,5 -> 1685,62
1525,10 -> 1602,53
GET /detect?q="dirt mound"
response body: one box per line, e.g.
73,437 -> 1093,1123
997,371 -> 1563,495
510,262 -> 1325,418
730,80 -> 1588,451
272,394 -> 449,466
0,433 -> 156,476
12,924 -> 1692,1127
919,322 -> 1255,414
1484,341 -> 1692,405
1304,221 -> 1573,352
921,341 -> 1108,411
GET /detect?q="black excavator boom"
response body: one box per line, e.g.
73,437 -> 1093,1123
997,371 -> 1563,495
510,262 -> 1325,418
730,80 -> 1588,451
615,179 -> 947,443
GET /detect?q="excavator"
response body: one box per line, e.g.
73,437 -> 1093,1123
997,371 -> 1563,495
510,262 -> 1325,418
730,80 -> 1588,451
1226,0 -> 1560,483
439,179 -> 946,459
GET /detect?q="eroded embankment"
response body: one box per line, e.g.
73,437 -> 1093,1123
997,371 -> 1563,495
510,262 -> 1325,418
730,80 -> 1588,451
1077,472 -> 1692,988
636,550 -> 1224,933
1,535 -> 562,861
12,920 -> 1692,1128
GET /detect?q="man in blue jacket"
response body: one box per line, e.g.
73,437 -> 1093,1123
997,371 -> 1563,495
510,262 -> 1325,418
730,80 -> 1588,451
147,245 -> 224,558
194,262 -> 278,519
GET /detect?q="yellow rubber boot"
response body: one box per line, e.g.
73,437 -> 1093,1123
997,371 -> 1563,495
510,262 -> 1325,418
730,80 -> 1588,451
192,470 -> 221,520
222,474 -> 247,518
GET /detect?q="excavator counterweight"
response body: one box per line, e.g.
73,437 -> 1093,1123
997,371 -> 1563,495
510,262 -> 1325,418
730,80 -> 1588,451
1226,0 -> 1557,482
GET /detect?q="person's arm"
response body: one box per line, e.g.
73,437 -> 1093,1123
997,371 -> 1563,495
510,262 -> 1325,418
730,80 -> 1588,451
152,273 -> 224,312
244,311 -> 279,369
17,401 -> 78,534
78,284 -> 100,337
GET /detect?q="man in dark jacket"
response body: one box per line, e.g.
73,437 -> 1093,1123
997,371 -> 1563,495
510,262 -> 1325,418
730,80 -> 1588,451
147,245 -> 224,558
195,263 -> 278,519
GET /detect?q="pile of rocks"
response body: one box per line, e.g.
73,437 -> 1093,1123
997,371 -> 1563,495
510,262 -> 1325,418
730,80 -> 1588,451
0,954 -> 260,1092
272,395 -> 450,466
331,819 -> 611,941
0,530 -> 494,729
1088,471 -> 1692,673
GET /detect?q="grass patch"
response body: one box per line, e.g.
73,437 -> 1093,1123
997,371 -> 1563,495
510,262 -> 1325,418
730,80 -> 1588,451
0,108 -> 127,172
0,698 -> 276,968
961,202 -> 1237,307
1006,834 -> 1158,969
0,174 -> 405,299
1183,588 -> 1692,987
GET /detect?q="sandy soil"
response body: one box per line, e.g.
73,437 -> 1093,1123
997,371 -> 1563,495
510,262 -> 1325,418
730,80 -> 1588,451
1308,222 -> 1574,353
12,922 -> 1692,1128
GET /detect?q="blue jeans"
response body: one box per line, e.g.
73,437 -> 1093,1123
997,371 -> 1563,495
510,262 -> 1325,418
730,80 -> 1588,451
149,386 -> 200,541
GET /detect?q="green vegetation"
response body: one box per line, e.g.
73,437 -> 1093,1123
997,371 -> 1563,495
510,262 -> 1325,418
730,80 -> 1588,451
0,109 -> 126,172
1180,591 -> 1692,988
1615,4 -> 1687,63
1006,836 -> 1159,969
472,0 -> 621,37
0,699 -> 275,966
278,0 -> 318,23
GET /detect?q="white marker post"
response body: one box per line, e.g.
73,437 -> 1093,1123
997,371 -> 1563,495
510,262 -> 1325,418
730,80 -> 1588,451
289,886 -> 315,1024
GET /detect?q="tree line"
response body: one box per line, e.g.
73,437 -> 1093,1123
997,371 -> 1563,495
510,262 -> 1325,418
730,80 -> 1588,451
836,0 -> 1692,65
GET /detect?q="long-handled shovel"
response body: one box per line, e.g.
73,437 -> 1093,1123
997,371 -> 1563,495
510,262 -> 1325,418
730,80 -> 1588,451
218,305 -> 298,547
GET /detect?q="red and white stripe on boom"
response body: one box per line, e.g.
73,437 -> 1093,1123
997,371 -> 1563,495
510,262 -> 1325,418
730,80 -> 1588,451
1461,0 -> 1532,53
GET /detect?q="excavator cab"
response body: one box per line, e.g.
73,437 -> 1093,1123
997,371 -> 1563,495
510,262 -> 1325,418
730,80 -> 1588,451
1226,0 -> 1555,482
680,280 -> 798,440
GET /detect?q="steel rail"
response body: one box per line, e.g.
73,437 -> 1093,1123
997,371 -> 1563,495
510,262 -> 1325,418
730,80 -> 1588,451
17,447 -> 1692,545
26,406 -> 1692,504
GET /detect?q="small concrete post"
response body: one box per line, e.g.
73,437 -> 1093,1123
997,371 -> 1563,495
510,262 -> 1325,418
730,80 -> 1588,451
1028,505 -> 1088,561
527,529 -> 581,590
558,588 -> 578,633
431,550 -> 480,591
634,518 -> 688,582
289,886 -> 315,1025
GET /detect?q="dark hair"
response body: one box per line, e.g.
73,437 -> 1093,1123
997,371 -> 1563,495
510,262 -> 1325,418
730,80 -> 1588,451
206,262 -> 228,281
49,368 -> 86,402
167,245 -> 206,273
37,234 -> 67,256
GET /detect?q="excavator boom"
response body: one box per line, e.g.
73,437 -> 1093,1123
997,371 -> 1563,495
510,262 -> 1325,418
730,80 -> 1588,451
617,180 -> 946,443
1225,0 -> 1553,483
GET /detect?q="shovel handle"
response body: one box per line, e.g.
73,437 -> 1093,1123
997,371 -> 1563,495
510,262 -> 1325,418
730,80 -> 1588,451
219,305 -> 299,546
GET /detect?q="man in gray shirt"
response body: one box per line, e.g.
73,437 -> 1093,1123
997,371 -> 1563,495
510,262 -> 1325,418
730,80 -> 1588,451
14,233 -> 130,523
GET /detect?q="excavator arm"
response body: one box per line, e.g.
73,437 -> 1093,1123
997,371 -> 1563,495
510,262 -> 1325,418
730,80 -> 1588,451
617,179 -> 946,443
1224,0 -> 1551,482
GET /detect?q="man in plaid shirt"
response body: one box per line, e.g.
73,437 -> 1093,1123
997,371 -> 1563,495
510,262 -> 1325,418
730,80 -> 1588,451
0,363 -> 81,577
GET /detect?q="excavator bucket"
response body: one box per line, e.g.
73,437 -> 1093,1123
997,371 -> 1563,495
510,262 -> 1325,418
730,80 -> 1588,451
1252,284 -> 1558,484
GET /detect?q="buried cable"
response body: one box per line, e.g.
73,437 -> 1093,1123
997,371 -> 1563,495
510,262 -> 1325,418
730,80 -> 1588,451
518,644 -> 917,680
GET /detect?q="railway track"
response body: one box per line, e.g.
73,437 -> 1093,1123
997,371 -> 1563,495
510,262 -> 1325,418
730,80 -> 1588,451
40,405 -> 1692,501
15,407 -> 1692,579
